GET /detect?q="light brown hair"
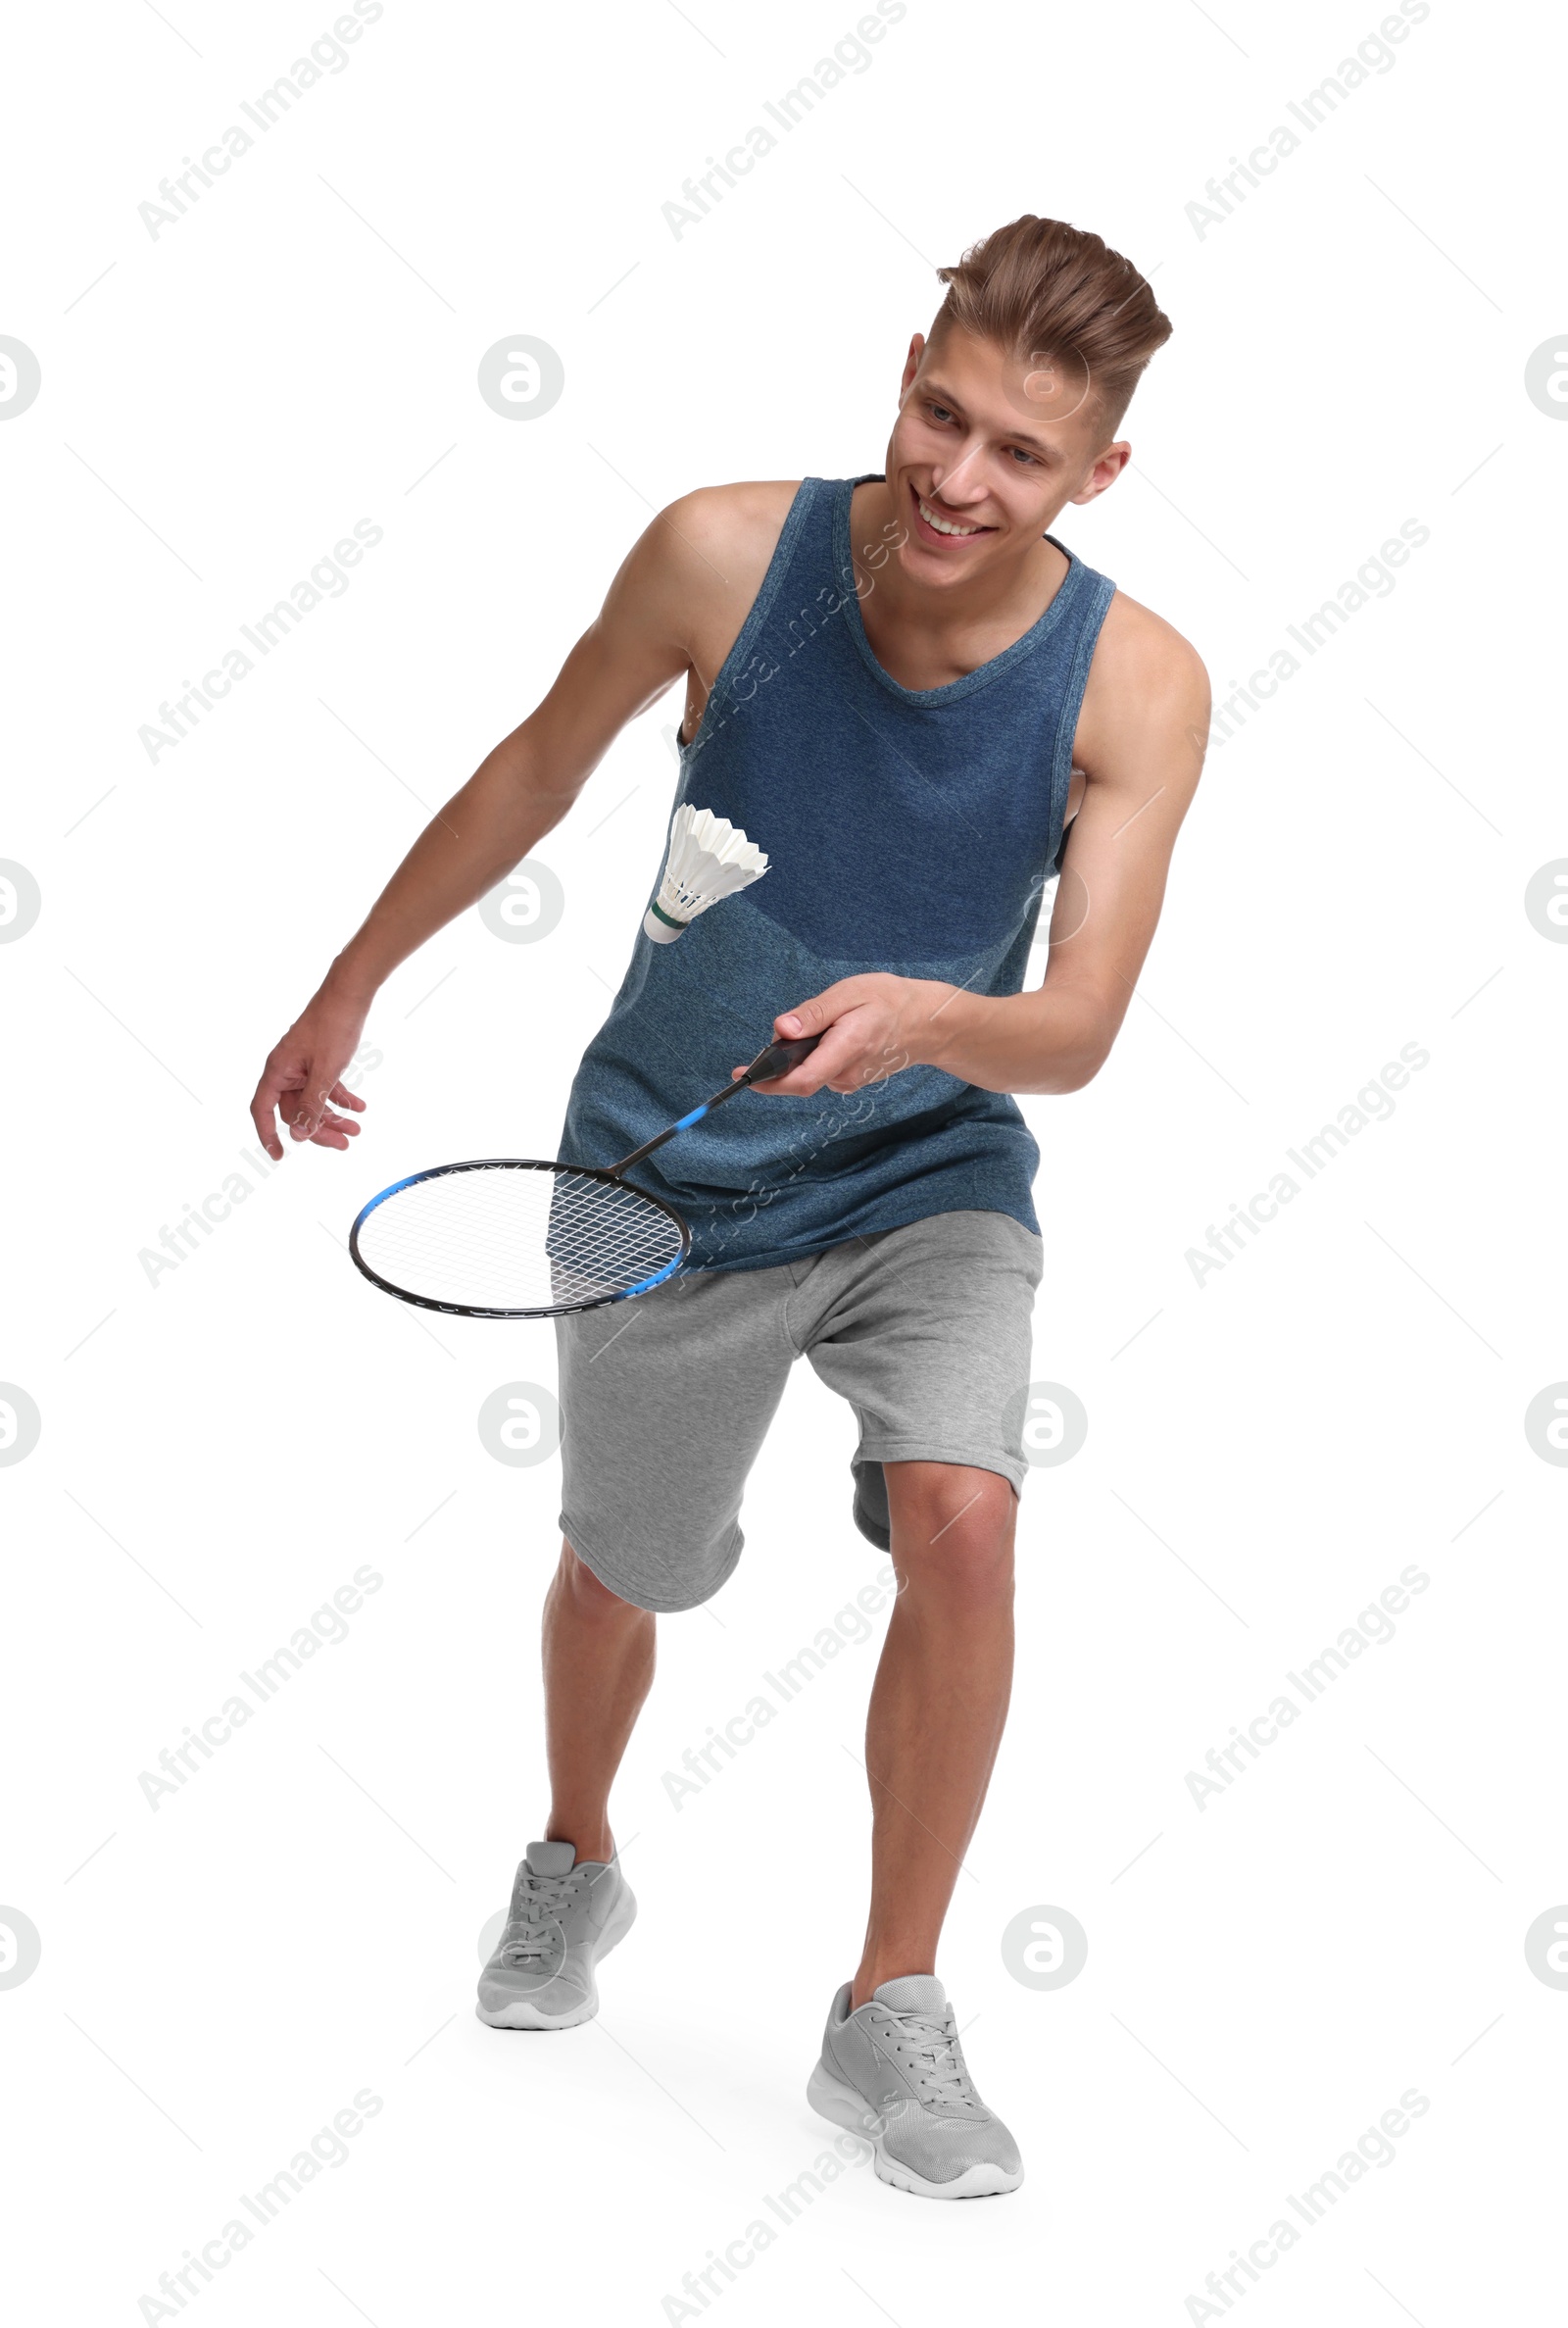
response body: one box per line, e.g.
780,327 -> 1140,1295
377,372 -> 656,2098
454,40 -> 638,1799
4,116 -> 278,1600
932,215 -> 1172,434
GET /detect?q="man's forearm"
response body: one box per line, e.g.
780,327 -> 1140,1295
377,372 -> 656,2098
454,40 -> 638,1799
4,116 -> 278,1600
916,979 -> 1112,1097
324,727 -> 574,1003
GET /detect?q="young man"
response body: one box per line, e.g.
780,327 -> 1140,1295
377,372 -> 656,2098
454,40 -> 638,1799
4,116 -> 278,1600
251,216 -> 1208,2201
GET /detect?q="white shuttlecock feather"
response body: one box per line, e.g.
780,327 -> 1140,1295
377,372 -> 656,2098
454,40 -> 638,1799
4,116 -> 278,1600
642,803 -> 768,944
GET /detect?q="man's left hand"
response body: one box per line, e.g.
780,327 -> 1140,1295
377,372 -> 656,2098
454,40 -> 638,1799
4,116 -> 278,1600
736,974 -> 956,1095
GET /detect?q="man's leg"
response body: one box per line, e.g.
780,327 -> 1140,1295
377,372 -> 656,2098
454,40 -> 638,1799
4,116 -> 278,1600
543,1261 -> 797,1860
480,1264 -> 792,2032
475,1540 -> 653,2029
541,1540 -> 655,1864
851,1460 -> 1015,2007
801,1214 -> 1036,2190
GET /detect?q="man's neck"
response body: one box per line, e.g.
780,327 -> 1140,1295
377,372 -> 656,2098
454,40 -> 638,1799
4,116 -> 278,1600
850,475 -> 1072,654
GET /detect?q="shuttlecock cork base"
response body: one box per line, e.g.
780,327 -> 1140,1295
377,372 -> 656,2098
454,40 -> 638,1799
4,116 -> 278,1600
643,802 -> 769,943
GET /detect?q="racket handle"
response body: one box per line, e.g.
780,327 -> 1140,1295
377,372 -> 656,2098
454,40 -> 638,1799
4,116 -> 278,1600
606,1030 -> 825,1177
741,1031 -> 822,1084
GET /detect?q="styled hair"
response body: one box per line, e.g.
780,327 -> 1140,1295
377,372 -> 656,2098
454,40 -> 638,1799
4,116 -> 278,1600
932,215 -> 1172,433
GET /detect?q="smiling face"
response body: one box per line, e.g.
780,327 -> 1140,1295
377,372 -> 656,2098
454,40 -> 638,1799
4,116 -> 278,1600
885,321 -> 1132,588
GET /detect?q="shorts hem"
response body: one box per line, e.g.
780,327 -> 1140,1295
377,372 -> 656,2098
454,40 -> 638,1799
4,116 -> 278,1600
855,1440 -> 1028,1498
558,1510 -> 744,1615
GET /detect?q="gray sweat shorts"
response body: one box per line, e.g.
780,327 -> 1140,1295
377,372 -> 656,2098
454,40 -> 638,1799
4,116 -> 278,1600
553,1208 -> 1045,1613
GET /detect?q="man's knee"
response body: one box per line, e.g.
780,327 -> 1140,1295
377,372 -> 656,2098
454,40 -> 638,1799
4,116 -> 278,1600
884,1462 -> 1016,1602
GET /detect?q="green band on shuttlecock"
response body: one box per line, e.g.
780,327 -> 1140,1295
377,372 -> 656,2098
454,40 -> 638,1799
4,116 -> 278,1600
648,900 -> 689,931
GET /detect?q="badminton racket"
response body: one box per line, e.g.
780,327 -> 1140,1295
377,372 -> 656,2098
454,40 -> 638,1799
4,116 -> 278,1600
348,1030 -> 821,1319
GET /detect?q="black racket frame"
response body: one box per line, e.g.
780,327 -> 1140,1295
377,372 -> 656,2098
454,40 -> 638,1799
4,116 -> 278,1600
347,1031 -> 819,1321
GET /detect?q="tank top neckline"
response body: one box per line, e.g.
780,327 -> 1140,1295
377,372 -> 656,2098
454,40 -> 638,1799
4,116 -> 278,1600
837,471 -> 1091,710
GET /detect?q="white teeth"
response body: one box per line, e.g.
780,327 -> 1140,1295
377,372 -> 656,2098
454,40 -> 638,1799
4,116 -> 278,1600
917,494 -> 982,537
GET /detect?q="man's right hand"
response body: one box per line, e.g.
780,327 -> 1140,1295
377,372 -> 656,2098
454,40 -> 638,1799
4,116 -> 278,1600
250,989 -> 370,1160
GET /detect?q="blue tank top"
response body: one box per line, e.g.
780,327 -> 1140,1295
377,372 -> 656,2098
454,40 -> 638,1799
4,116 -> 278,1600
559,472 -> 1116,1272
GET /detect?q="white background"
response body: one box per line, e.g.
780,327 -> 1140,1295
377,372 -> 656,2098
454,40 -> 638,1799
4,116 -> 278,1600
3,0 -> 1564,2321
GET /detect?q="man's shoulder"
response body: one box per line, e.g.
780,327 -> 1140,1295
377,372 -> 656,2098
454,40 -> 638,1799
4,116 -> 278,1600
1090,586 -> 1207,699
661,478 -> 805,569
625,480 -> 806,634
1075,586 -> 1210,784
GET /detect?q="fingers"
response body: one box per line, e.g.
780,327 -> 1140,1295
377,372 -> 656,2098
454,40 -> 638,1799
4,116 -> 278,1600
750,1049 -> 818,1094
253,1056 -> 364,1158
755,1014 -> 912,1099
249,1063 -> 297,1162
738,1064 -> 800,1094
757,979 -> 907,1096
303,1108 -> 362,1151
762,989 -> 844,1090
249,1090 -> 281,1161
772,976 -> 882,1055
773,976 -> 868,1042
773,991 -> 835,1042
286,1087 -> 337,1143
283,1099 -> 362,1149
752,1024 -> 860,1096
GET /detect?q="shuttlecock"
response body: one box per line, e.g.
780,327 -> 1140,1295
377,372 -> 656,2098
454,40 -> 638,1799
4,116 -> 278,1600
643,803 -> 768,944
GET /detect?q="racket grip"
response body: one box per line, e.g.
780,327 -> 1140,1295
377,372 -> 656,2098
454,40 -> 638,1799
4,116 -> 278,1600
744,1031 -> 822,1083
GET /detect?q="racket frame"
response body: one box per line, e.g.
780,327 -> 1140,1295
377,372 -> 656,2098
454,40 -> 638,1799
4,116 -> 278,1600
347,1157 -> 692,1321
346,1031 -> 819,1321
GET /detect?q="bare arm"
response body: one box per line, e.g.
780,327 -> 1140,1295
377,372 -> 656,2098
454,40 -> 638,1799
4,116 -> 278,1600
752,596 -> 1210,1098
248,502 -> 715,1158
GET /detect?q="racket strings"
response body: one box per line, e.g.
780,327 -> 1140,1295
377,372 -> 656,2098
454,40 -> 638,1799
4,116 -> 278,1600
353,1165 -> 684,1313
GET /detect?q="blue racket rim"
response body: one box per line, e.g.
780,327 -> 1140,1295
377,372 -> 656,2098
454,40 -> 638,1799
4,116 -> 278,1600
348,1158 -> 692,1320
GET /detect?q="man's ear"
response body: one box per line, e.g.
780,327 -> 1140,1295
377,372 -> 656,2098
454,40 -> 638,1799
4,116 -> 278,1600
1068,441 -> 1132,507
900,332 -> 925,398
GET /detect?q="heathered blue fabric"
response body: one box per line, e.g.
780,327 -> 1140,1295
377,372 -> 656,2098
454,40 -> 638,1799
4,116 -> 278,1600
559,473 -> 1115,1273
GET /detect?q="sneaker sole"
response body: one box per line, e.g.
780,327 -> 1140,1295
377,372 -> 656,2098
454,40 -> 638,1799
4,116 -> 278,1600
806,2061 -> 1023,2199
475,1886 -> 637,2031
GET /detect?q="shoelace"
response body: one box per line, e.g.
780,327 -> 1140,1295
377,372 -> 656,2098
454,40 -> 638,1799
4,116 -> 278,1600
876,2010 -> 983,2112
500,1868 -> 586,1965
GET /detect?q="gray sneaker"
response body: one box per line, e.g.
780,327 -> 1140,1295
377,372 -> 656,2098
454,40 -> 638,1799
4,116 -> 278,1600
807,1975 -> 1023,2198
476,1840 -> 636,2030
